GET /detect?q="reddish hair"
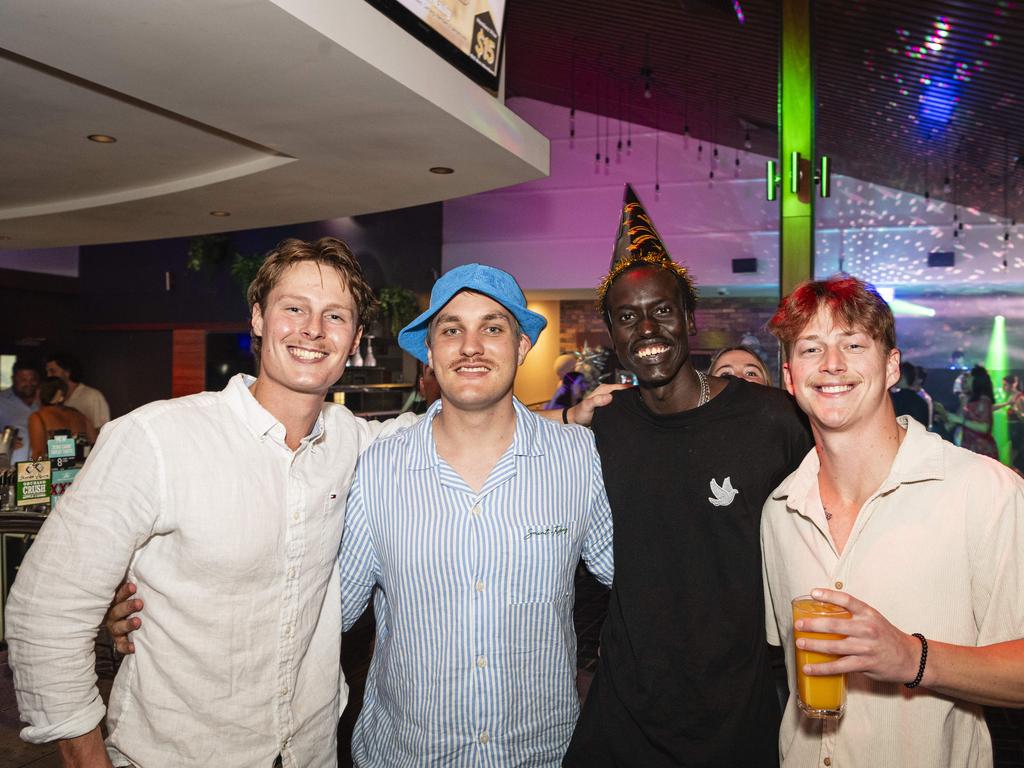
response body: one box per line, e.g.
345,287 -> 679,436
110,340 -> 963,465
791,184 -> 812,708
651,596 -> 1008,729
769,275 -> 896,356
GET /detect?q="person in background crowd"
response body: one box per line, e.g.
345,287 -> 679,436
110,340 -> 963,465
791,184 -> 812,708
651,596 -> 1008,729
545,352 -> 587,409
27,376 -> 97,459
564,184 -> 812,768
0,359 -> 41,464
338,263 -> 614,765
912,365 -> 934,428
997,374 -> 1024,472
762,274 -> 1024,768
708,344 -> 771,386
45,352 -> 112,429
935,364 -> 999,460
889,360 -> 930,428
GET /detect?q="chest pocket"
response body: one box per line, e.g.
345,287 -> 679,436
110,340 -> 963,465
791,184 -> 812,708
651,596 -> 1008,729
318,490 -> 346,565
507,522 -> 574,604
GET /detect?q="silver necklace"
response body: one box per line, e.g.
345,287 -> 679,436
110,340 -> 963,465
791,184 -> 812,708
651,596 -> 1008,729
695,370 -> 710,408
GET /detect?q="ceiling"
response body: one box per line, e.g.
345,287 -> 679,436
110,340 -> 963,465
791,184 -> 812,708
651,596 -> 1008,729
0,0 -> 547,249
504,0 -> 1024,223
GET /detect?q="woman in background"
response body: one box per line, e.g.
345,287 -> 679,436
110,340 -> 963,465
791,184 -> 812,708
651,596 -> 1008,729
708,345 -> 771,386
936,364 -> 999,460
27,376 -> 96,459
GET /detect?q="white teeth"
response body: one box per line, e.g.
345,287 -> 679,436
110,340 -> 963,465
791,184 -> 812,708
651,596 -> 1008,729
289,348 -> 327,361
458,366 -> 488,373
636,345 -> 669,359
819,384 -> 853,394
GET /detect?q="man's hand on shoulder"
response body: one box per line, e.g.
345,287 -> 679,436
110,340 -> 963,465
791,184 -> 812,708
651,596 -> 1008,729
568,383 -> 630,427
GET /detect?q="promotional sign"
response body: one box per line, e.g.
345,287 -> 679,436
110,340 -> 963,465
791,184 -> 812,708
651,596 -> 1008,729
16,460 -> 51,507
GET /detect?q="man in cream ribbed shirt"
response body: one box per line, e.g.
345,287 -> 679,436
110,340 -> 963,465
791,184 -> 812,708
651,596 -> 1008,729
761,274 -> 1024,768
5,238 -> 416,768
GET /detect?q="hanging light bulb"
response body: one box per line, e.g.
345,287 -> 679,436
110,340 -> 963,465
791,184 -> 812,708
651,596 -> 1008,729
744,131 -> 752,150
943,175 -> 952,194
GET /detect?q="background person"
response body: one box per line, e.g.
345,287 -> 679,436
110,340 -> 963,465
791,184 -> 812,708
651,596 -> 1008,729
27,376 -> 97,459
0,359 -> 40,463
997,374 -> 1024,472
45,352 -> 111,430
545,352 -> 587,408
708,344 -> 771,386
935,364 -> 999,460
889,360 -> 930,428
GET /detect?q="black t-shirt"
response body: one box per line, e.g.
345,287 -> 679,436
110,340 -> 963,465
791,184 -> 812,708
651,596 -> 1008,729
565,378 -> 813,768
890,388 -> 930,428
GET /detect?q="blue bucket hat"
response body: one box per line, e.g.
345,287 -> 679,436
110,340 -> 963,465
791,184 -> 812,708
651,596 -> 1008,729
398,263 -> 547,365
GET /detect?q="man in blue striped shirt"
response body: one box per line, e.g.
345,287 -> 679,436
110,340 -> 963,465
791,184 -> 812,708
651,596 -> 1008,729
340,264 -> 615,767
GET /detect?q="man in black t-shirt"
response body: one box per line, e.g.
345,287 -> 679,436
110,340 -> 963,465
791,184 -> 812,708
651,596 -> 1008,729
564,186 -> 812,768
890,361 -> 930,428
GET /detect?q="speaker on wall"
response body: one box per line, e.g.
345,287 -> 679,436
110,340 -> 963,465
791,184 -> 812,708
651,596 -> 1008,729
732,258 -> 758,273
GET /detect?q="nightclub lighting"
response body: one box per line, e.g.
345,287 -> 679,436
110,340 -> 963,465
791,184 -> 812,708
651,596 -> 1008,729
877,286 -> 936,317
986,315 -> 1010,462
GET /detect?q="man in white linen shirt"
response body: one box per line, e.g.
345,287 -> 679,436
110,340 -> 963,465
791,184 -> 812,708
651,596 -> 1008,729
5,238 -> 417,768
760,274 -> 1024,768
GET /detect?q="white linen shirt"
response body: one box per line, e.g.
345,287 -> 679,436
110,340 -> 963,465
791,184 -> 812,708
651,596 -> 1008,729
65,381 -> 111,429
761,416 -> 1024,768
5,374 -> 414,768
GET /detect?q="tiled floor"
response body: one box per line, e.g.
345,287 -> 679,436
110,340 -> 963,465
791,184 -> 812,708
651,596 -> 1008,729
3,570 -> 1022,767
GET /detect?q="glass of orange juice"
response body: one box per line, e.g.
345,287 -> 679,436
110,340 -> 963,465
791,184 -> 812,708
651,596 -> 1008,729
792,595 -> 852,719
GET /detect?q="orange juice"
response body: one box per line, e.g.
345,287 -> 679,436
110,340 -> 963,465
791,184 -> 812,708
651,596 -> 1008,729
792,596 -> 852,718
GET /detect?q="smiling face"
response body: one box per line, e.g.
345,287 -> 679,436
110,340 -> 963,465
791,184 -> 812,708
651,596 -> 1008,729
250,260 -> 361,404
606,266 -> 696,397
783,307 -> 899,435
12,368 -> 40,404
711,349 -> 769,385
427,290 -> 531,414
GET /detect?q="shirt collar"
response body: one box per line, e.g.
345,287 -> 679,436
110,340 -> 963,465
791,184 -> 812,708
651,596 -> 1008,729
223,373 -> 325,446
407,396 -> 544,470
772,415 -> 945,513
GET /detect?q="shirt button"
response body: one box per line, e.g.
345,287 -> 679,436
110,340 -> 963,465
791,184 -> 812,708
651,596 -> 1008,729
475,580 -> 485,593
476,655 -> 487,668
292,511 -> 300,521
287,625 -> 294,637
834,581 -> 844,590
470,504 -> 481,517
479,732 -> 489,744
288,568 -> 296,579
280,686 -> 288,696
824,758 -> 832,767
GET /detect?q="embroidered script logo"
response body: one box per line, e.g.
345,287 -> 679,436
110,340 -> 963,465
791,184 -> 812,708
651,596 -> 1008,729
708,477 -> 739,507
524,525 -> 569,541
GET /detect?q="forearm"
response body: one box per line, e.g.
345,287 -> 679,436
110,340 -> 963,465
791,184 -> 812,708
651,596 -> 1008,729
55,725 -> 113,768
922,638 -> 1024,708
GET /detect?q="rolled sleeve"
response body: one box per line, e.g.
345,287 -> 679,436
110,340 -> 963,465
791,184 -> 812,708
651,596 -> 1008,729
5,415 -> 162,743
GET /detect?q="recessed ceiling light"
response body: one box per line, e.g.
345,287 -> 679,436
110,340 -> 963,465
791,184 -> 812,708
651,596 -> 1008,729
429,166 -> 454,174
87,134 -> 117,143
209,210 -> 231,217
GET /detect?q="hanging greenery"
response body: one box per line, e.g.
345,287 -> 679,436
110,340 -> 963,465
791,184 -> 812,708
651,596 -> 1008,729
186,235 -> 264,295
377,286 -> 420,338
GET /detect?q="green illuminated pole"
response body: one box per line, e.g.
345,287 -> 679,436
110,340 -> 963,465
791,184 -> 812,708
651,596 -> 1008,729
986,315 -> 1010,464
779,0 -> 814,297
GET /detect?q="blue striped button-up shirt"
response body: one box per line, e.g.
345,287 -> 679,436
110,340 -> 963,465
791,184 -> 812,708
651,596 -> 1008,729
340,398 -> 614,767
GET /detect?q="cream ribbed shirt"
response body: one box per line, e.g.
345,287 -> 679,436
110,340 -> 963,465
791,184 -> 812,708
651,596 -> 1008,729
761,416 -> 1024,768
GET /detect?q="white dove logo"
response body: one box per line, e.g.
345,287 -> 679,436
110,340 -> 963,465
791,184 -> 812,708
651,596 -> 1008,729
708,477 -> 739,507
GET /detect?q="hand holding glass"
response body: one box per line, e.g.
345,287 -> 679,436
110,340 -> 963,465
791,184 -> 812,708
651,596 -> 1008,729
792,595 -> 852,719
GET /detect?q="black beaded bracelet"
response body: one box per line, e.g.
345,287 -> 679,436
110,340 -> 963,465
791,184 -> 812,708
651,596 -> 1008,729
904,633 -> 928,689
561,406 -> 570,425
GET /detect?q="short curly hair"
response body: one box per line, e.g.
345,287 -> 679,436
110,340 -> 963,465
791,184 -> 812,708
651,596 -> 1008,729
597,253 -> 698,322
246,238 -> 378,359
